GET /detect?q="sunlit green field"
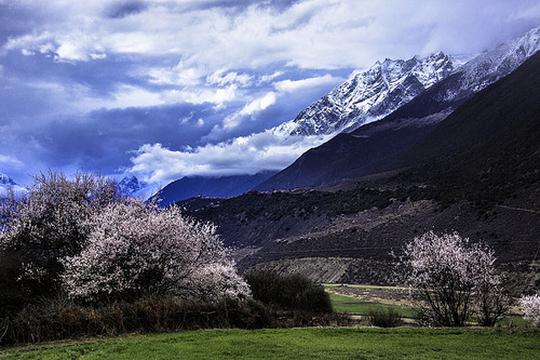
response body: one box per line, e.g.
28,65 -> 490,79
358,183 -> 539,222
1,328 -> 539,359
328,292 -> 416,318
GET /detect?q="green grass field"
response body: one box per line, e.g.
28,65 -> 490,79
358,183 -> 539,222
328,292 -> 416,318
1,328 -> 539,359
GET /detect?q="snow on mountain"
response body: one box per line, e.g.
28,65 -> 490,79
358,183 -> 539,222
444,25 -> 540,100
0,173 -> 27,198
273,51 -> 458,136
0,173 -> 16,186
118,175 -> 147,197
257,26 -> 540,192
272,26 -> 540,139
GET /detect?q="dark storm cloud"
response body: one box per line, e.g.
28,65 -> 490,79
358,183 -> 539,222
23,103 -> 225,174
171,0 -> 302,13
105,1 -> 148,19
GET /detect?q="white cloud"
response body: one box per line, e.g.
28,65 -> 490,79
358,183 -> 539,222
207,70 -> 253,87
129,130 -> 332,186
147,61 -> 205,86
259,71 -> 285,83
238,92 -> 277,116
213,91 -> 277,135
274,74 -> 341,92
89,84 -> 238,109
195,118 -> 205,127
4,1 -> 538,70
0,154 -> 23,168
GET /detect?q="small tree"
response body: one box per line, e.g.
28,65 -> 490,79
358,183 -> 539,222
519,293 -> 540,327
401,231 -> 508,326
0,173 -> 120,298
62,201 -> 249,303
472,244 -> 510,326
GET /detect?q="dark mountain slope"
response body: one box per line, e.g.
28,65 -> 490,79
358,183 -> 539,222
399,52 -> 540,208
255,67 -> 488,191
256,108 -> 449,190
154,171 -> 276,206
181,53 -> 540,287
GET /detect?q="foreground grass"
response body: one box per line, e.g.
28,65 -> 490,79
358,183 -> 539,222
1,328 -> 539,359
329,292 -> 416,318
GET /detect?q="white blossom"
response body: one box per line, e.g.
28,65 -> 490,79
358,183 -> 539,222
519,293 -> 540,327
401,231 -> 507,326
62,201 -> 249,303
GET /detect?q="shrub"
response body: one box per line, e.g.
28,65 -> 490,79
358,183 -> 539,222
0,296 -> 272,345
0,255 -> 25,317
400,231 -> 508,326
367,309 -> 402,328
245,270 -> 332,313
519,293 -> 540,327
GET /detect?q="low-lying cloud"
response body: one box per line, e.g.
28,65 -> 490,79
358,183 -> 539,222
129,130 -> 332,187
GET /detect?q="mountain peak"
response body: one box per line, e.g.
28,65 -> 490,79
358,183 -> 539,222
0,173 -> 16,186
118,175 -> 146,197
274,51 -> 457,136
0,173 -> 27,198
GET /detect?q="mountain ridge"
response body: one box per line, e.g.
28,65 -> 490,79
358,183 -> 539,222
257,26 -> 540,191
272,51 -> 458,137
154,171 -> 277,207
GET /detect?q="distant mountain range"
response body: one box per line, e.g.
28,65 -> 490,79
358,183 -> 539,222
144,49 -> 461,204
0,173 -> 27,198
257,26 -> 540,191
120,26 -> 539,205
118,175 -> 147,197
152,171 -> 276,207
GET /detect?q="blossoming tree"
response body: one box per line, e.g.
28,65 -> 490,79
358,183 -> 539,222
520,293 -> 540,327
0,173 -> 120,297
62,201 -> 250,303
401,231 -> 508,326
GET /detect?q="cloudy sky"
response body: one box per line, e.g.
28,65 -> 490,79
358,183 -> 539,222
1,0 -> 539,188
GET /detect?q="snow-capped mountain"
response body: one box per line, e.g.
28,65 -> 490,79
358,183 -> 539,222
274,51 -> 459,136
0,173 -> 27,198
118,175 -> 147,197
0,173 -> 16,186
272,26 -> 540,138
441,25 -> 540,101
258,26 -> 540,191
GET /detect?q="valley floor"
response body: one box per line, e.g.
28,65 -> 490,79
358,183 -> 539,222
1,328 -> 539,359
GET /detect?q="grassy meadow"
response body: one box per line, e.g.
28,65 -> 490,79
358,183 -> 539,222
1,283 -> 535,359
325,284 -> 417,318
328,292 -> 416,318
1,328 -> 539,360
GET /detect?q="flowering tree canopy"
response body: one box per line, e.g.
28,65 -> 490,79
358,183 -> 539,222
520,293 -> 540,327
0,173 -> 121,296
401,231 -> 508,326
62,201 -> 250,303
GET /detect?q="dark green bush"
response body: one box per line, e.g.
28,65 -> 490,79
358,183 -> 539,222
0,255 -> 25,317
245,270 -> 333,313
0,296 -> 272,346
367,309 -> 402,328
